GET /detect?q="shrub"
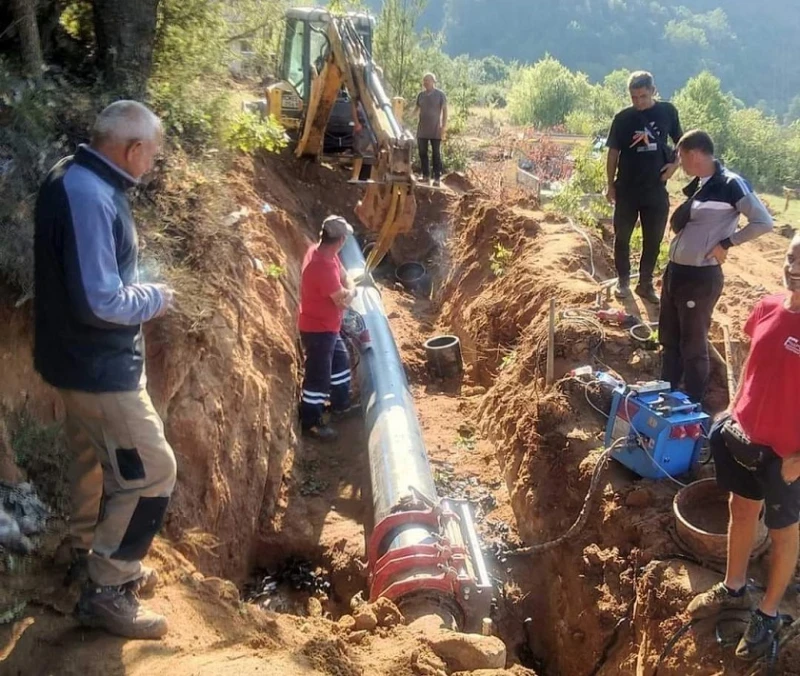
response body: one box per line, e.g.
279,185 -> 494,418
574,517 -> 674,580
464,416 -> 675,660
225,112 -> 288,155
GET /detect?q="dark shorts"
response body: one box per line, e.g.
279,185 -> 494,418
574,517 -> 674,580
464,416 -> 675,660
711,414 -> 800,530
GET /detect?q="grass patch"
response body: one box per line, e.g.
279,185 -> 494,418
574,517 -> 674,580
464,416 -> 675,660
10,411 -> 69,514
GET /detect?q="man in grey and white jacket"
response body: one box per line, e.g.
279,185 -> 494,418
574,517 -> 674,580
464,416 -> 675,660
659,129 -> 773,404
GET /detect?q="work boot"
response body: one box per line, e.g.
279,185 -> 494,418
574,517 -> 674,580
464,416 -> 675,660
614,280 -> 631,299
303,425 -> 338,442
735,610 -> 781,661
687,582 -> 755,619
126,566 -> 159,599
329,403 -> 361,423
635,283 -> 660,305
75,584 -> 168,639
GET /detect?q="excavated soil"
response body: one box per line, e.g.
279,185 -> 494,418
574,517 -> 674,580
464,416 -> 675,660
2,133 -> 800,676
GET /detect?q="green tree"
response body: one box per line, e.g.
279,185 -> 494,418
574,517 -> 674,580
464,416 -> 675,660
374,0 -> 427,99
724,108 -> 786,190
673,71 -> 735,152
507,55 -> 590,127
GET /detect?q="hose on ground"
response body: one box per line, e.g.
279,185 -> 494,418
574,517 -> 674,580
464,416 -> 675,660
506,437 -> 626,556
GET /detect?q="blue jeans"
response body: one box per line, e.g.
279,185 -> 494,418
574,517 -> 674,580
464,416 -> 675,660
300,332 -> 351,429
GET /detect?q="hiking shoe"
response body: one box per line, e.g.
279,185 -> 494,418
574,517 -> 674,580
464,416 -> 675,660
75,584 -> 168,639
687,582 -> 754,619
635,284 -> 660,305
126,566 -> 159,599
303,425 -> 338,442
735,610 -> 781,661
614,281 -> 631,299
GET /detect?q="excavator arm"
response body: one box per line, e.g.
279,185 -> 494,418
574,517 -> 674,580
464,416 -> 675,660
295,15 -> 417,271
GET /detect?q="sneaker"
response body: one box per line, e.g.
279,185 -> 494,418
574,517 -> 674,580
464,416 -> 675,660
635,283 -> 660,305
303,425 -> 338,442
687,582 -> 754,619
735,610 -> 781,661
75,584 -> 168,639
433,179 -> 441,188
614,281 -> 631,299
126,566 -> 159,599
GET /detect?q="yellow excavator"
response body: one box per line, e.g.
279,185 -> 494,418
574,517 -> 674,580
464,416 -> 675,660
265,8 -> 417,270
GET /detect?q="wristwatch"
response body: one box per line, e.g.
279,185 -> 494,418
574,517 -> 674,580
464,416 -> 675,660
720,237 -> 734,250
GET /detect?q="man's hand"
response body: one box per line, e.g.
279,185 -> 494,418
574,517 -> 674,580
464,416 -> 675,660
354,121 -> 363,133
153,284 -> 175,318
782,456 -> 800,484
708,244 -> 728,265
660,161 -> 680,182
440,128 -> 447,142
605,185 -> 616,205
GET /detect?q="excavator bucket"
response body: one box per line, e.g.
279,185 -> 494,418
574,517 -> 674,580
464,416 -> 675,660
355,182 -> 416,234
355,182 -> 417,272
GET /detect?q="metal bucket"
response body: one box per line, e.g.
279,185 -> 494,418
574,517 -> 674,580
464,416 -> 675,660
673,478 -> 769,564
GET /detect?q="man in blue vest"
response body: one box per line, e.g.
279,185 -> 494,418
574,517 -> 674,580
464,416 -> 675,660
35,101 -> 176,640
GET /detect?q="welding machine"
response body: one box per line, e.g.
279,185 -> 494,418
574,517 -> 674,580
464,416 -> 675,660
603,380 -> 710,480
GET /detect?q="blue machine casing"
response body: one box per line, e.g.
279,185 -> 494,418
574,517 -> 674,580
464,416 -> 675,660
603,382 -> 710,480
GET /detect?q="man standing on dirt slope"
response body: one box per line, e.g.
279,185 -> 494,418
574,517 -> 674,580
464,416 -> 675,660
687,233 -> 800,661
415,72 -> 448,187
660,130 -> 772,406
298,215 -> 358,441
606,70 -> 683,304
34,101 -> 176,640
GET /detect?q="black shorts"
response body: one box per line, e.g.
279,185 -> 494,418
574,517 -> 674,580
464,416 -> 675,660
711,414 -> 800,530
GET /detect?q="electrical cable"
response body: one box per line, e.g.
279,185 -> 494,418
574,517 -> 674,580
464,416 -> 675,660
654,610 -> 794,676
630,321 -> 658,345
507,437 -> 628,556
566,217 -> 596,280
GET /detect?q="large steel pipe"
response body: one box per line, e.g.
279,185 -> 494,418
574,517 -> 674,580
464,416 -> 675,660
339,236 -> 437,552
339,236 -> 492,631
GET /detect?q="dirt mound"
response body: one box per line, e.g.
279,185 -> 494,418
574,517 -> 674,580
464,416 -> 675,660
431,191 -> 800,674
438,193 -> 599,384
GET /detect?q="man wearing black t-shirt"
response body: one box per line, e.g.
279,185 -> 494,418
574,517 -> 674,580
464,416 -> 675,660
606,71 -> 683,304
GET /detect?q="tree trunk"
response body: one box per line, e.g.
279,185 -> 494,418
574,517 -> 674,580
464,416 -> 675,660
12,0 -> 43,76
92,0 -> 160,99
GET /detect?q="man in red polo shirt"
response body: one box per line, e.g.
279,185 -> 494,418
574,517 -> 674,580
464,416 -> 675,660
298,215 -> 358,441
688,233 -> 800,660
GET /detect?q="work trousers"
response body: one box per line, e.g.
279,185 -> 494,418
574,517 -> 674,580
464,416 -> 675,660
613,186 -> 670,287
61,385 -> 177,587
418,138 -> 443,180
658,262 -> 724,403
300,331 -> 351,429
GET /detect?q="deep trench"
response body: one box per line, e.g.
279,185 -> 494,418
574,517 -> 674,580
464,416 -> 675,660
238,200 -> 597,674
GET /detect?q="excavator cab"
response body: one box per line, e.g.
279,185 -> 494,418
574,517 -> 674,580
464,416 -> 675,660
269,8 -> 374,153
268,8 -> 417,271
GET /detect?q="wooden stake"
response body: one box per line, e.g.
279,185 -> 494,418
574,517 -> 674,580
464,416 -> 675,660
722,324 -> 737,402
546,298 -> 556,386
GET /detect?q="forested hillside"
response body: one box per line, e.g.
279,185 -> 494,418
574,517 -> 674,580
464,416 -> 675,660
366,0 -> 800,112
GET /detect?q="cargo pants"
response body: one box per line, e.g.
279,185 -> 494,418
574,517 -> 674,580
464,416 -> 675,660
61,384 -> 176,587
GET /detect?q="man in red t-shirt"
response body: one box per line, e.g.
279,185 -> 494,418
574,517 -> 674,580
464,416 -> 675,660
298,215 -> 358,441
688,233 -> 800,660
